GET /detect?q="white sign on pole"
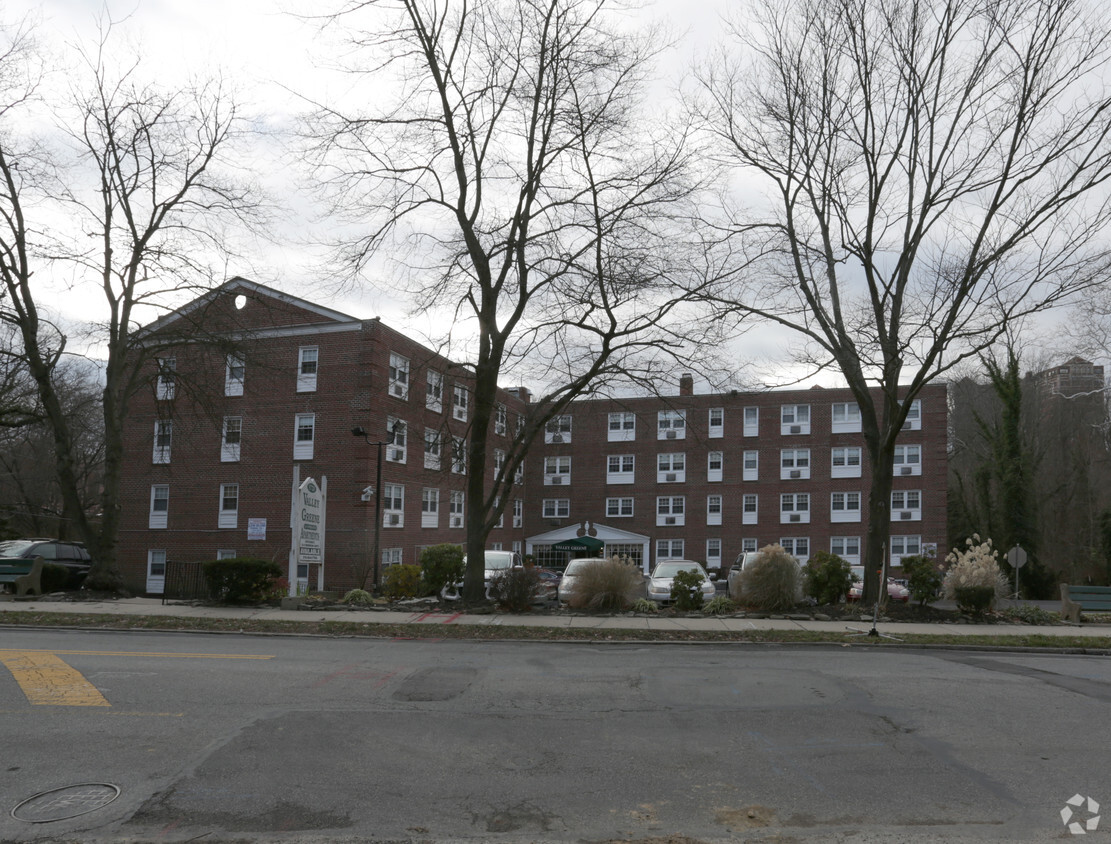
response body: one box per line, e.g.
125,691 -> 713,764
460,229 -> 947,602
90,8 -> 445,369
297,477 -> 324,565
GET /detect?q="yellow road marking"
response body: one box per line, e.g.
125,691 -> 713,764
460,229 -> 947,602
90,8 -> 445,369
0,652 -> 110,707
0,649 -> 274,708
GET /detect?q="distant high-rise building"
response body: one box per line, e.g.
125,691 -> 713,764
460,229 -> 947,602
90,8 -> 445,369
1036,357 -> 1105,398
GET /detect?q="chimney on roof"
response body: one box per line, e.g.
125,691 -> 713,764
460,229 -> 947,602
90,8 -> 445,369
679,373 -> 694,396
507,386 -> 532,403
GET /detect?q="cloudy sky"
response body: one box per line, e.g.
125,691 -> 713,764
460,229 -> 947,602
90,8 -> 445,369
18,0 -> 776,386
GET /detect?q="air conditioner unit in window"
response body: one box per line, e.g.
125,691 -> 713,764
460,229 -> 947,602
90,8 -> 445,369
453,408 -> 466,421
391,383 -> 405,397
390,449 -> 404,461
450,516 -> 462,528
789,513 -> 801,522
661,473 -> 674,482
789,470 -> 801,479
361,486 -> 374,502
900,466 -> 912,474
900,511 -> 913,520
666,430 -> 677,439
664,516 -> 676,525
550,475 -> 563,484
790,424 -> 801,434
388,514 -> 400,526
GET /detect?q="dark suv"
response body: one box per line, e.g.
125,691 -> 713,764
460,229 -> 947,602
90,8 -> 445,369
0,539 -> 92,589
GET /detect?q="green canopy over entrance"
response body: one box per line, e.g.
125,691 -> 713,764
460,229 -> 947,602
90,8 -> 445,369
551,536 -> 604,554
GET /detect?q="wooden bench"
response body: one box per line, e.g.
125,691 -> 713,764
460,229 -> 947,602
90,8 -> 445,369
0,556 -> 45,597
1060,583 -> 1111,624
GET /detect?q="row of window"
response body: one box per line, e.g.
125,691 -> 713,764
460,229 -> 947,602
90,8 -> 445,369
541,490 -> 924,526
147,484 -> 524,531
653,534 -> 925,565
544,445 -> 923,485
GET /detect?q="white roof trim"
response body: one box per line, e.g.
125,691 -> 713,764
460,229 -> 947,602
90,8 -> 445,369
527,522 -> 650,545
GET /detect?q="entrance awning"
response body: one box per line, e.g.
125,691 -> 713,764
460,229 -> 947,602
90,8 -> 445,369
551,536 -> 604,554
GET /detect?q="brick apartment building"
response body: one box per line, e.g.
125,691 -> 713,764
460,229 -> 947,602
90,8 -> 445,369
116,278 -> 947,594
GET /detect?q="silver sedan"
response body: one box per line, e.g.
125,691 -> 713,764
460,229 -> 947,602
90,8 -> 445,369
646,560 -> 716,605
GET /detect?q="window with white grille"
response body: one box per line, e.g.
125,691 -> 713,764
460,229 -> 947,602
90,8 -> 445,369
153,420 -> 172,464
831,536 -> 861,563
656,496 -> 686,527
452,384 -> 468,421
894,444 -> 922,476
890,534 -> 921,562
779,537 -> 811,562
298,347 -> 318,392
424,429 -> 441,470
294,414 -> 315,460
149,485 -> 169,529
386,419 -> 407,463
743,406 -> 758,436
452,436 -> 467,474
156,357 -> 176,401
219,483 -> 239,529
831,446 -> 862,478
831,402 -> 861,433
225,356 -> 245,396
780,492 -> 810,524
494,404 -> 507,435
449,491 -> 465,528
831,491 -> 862,522
545,415 -> 572,444
706,538 -> 722,564
707,495 -> 723,526
708,407 -> 724,438
781,448 -> 811,480
781,404 -> 811,435
608,412 -> 636,441
222,417 -> 242,462
544,456 -> 571,485
388,353 -> 409,399
707,451 -> 723,482
607,454 -> 635,484
657,453 -> 685,483
421,488 -> 439,528
742,493 -> 758,525
383,484 -> 404,527
543,498 -> 570,519
513,499 -> 523,528
656,539 -> 685,560
606,497 -> 634,517
743,450 -> 758,481
892,490 -> 922,521
658,409 -> 686,440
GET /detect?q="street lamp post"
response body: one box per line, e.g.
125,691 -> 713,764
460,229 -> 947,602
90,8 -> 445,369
352,422 -> 399,590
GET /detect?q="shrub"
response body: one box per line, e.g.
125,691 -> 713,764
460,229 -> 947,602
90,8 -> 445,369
202,558 -> 282,604
488,567 -> 540,612
739,544 -> 801,611
419,544 -> 465,595
41,563 -> 72,593
382,564 -> 422,600
342,588 -> 374,606
997,604 -> 1057,625
803,551 -> 853,605
671,567 -> 707,611
942,535 -> 1008,614
703,595 -> 736,616
569,559 -> 643,611
901,553 -> 943,606
631,598 -> 658,613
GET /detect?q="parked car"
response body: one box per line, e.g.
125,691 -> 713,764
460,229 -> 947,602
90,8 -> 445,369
534,567 -> 562,600
848,577 -> 911,603
441,550 -> 524,599
556,557 -> 609,605
0,539 -> 92,589
646,560 -> 717,605
727,550 -> 763,593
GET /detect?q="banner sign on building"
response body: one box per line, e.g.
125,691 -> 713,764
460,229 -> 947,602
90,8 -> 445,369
248,518 -> 267,541
297,477 -> 324,565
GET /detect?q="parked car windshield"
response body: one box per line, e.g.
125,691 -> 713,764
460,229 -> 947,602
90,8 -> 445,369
563,558 -> 604,576
0,540 -> 37,556
484,552 -> 516,570
651,562 -> 704,579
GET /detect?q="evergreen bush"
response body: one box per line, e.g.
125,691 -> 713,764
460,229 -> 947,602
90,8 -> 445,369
671,567 -> 707,610
901,553 -> 943,606
803,551 -> 853,605
202,558 -> 282,604
382,564 -> 422,600
419,544 -> 465,595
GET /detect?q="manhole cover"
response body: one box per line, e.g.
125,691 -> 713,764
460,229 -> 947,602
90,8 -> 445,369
11,783 -> 120,823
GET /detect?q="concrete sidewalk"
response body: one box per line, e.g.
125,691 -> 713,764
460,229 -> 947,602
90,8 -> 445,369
3,595 -> 1111,640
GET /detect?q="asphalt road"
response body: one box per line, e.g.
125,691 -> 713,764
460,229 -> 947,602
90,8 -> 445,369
1,628 -> 1109,843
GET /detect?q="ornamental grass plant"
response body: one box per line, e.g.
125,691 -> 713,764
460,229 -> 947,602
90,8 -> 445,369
568,558 -> 643,611
738,544 -> 802,612
942,535 -> 1009,614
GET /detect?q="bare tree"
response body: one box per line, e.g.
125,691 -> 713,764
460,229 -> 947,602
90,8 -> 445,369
0,21 -> 262,590
308,0 -> 721,600
697,0 -> 1111,601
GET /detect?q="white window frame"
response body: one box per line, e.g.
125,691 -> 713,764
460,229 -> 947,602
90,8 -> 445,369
149,485 -> 169,529
381,547 -> 403,567
656,495 -> 686,527
217,549 -> 237,560
607,454 -> 635,485
294,413 -> 315,460
424,429 -> 441,470
494,449 -> 506,480
451,436 -> 467,475
146,549 -> 166,594
743,406 -> 759,437
494,403 -> 507,436
657,452 -> 686,483
426,370 -> 443,412
742,493 -> 758,525
421,488 -> 439,529
386,418 -> 407,464
156,357 -> 176,401
606,496 -> 634,518
225,355 -> 245,397
657,409 -> 687,440
383,483 -> 404,528
221,416 -> 242,462
891,534 -> 922,563
297,346 -> 318,393
706,538 -> 722,566
831,491 -> 862,523
153,420 -> 172,464
741,538 -> 758,553
892,489 -> 922,522
831,402 -> 862,433
656,539 -> 685,561
894,444 -> 922,476
219,483 -> 239,529
779,536 -> 811,563
901,398 -> 922,431
542,498 -> 571,519
831,536 -> 861,564
545,415 -> 572,444
388,352 -> 409,399
544,455 -> 571,485
708,407 -> 724,438
608,411 -> 636,442
449,491 -> 465,528
781,448 -> 811,480
781,404 -> 811,435
831,446 -> 863,478
707,451 -> 723,482
707,494 -> 723,526
452,384 -> 468,421
514,460 -> 524,485
743,450 -> 759,481
513,499 -> 523,528
780,492 -> 811,524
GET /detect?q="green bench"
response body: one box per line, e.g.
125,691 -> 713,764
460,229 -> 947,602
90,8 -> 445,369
1060,583 -> 1111,624
0,556 -> 44,597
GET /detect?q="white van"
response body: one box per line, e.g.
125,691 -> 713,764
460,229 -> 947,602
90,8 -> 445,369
441,550 -> 523,599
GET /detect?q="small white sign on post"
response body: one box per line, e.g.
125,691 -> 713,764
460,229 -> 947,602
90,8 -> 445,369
247,518 -> 267,541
